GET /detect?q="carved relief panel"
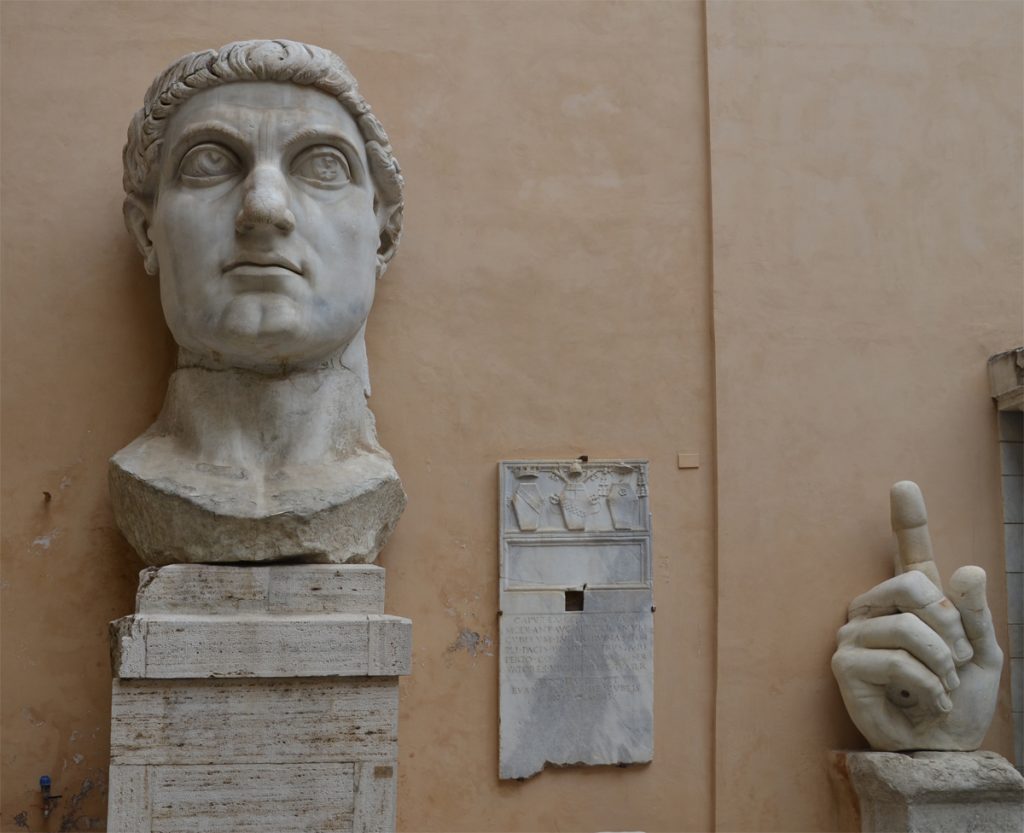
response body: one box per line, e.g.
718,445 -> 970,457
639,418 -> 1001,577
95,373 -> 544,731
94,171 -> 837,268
498,459 -> 654,780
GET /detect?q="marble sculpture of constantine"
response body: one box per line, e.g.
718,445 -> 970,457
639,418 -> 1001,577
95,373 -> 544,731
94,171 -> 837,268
110,40 -> 406,566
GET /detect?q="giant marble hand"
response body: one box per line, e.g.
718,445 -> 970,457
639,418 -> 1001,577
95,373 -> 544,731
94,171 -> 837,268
832,481 -> 1003,751
110,41 -> 406,565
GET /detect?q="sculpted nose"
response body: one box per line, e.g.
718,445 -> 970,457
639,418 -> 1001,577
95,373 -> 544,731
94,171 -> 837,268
235,166 -> 296,234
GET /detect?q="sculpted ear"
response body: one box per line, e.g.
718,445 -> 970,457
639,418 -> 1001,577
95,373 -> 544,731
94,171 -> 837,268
124,195 -> 159,276
374,198 -> 402,279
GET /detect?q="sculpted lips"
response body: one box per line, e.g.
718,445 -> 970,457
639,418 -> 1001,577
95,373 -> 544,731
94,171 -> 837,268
223,254 -> 306,295
223,253 -> 303,275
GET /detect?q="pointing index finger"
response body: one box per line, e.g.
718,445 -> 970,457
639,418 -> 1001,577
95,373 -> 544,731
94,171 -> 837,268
890,480 -> 942,591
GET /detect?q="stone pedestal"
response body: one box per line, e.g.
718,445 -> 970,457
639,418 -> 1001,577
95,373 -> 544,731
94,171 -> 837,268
107,565 -> 411,833
829,750 -> 1024,833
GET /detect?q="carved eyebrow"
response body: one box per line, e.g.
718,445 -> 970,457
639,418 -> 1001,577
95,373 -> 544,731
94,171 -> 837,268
169,122 -> 248,161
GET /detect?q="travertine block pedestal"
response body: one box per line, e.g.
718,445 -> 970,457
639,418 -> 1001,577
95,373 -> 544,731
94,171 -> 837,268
829,750 -> 1024,833
107,565 -> 411,833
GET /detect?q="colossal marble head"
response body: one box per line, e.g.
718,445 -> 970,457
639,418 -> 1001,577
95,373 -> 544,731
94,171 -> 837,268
110,41 -> 408,566
122,40 -> 404,385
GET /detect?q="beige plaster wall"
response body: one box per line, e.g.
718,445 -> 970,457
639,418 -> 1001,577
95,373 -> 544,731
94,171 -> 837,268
1,2 -> 713,831
707,2 -> 1023,830
2,2 -> 1021,832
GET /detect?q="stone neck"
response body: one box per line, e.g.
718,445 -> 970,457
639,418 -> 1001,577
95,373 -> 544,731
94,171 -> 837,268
154,363 -> 379,471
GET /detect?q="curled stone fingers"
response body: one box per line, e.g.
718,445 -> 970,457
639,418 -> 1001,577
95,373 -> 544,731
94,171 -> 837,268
831,647 -> 953,716
837,613 -> 959,692
847,570 -> 973,665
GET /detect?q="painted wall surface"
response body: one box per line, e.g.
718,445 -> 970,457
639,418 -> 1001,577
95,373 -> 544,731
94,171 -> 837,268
0,2 -> 1019,832
707,2 -> 1022,830
1,2 -> 713,831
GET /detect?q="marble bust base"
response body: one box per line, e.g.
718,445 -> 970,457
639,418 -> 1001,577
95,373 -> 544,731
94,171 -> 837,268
110,364 -> 405,565
107,564 -> 410,832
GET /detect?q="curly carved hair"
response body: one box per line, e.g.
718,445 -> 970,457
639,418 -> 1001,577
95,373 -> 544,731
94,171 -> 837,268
122,39 -> 404,275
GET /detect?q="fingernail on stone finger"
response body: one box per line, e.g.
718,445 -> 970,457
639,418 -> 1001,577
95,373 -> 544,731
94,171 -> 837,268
939,693 -> 953,712
954,639 -> 973,662
945,670 -> 960,691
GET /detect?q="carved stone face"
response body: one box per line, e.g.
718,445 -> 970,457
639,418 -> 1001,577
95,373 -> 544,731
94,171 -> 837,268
147,82 -> 380,370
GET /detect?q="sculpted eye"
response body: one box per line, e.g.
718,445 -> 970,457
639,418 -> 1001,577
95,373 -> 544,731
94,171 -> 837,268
179,144 -> 240,184
292,146 -> 351,188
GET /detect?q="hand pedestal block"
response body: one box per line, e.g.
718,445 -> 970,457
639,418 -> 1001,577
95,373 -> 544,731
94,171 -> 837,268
107,564 -> 411,833
829,750 -> 1024,833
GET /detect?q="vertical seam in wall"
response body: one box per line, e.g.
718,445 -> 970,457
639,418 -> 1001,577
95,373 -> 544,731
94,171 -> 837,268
700,1 -> 720,830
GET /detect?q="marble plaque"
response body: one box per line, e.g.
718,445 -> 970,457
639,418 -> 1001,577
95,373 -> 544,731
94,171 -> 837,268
498,460 -> 654,779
